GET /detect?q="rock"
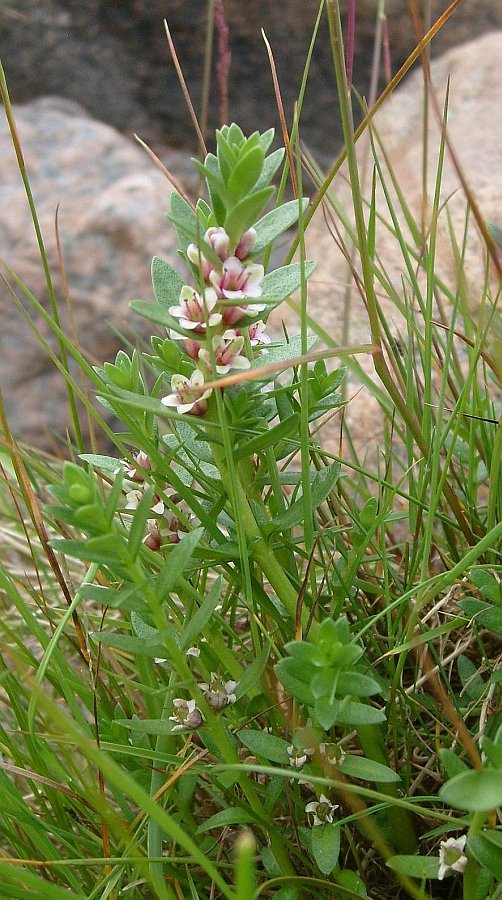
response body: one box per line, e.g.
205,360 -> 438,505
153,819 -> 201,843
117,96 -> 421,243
0,96 -> 185,448
272,31 -> 502,455
2,1 -> 502,162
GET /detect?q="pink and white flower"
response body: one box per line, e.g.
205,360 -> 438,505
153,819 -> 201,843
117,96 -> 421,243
119,450 -> 151,482
198,329 -> 251,375
210,256 -> 264,301
169,285 -> 221,333
245,320 -> 271,346
161,369 -> 212,416
199,674 -> 238,709
124,488 -> 165,516
235,227 -> 257,260
169,698 -> 203,732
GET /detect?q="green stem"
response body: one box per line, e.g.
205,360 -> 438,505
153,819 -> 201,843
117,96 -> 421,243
210,438 -> 306,629
357,724 -> 417,854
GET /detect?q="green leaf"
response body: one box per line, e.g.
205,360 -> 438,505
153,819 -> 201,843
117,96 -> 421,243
238,729 -> 290,764
179,577 -> 222,651
440,768 -> 502,811
234,414 -> 300,461
81,583 -> 147,612
314,697 -> 339,730
255,148 -> 284,190
196,807 -> 259,834
79,453 -> 122,472
469,832 -> 502,881
234,642 -> 271,701
155,527 -> 205,597
274,658 -> 316,706
458,598 -> 502,636
457,654 -> 486,702
168,192 -> 198,252
50,535 -> 129,571
336,700 -> 386,726
311,822 -> 340,875
260,261 -> 316,306
252,199 -> 309,253
438,748 -> 470,779
267,462 -> 341,533
227,144 -> 265,198
259,128 -> 275,153
115,717 -> 177,735
175,421 -> 215,464
468,568 -> 502,605
283,641 -> 323,668
334,870 -> 368,897
224,186 -> 275,242
386,855 -> 439,879
130,611 -> 161,644
251,333 -> 317,372
480,735 -> 502,768
93,632 -> 167,657
339,755 -> 400,783
127,485 -> 156,560
129,298 -> 187,332
335,671 -> 381,697
150,256 -> 185,309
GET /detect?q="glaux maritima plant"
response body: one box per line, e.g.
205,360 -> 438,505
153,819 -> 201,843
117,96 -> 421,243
43,126 -> 427,893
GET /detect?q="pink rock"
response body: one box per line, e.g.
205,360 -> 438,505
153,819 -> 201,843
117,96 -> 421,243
272,31 -> 502,456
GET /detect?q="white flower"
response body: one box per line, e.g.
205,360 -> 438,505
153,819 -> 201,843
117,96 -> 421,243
305,794 -> 339,827
161,369 -> 212,416
199,673 -> 238,709
438,835 -> 468,880
198,329 -> 251,375
287,745 -> 314,768
319,742 -> 347,766
169,285 -> 222,333
169,698 -> 203,732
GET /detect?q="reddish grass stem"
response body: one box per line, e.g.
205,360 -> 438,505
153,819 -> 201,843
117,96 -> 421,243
214,0 -> 231,126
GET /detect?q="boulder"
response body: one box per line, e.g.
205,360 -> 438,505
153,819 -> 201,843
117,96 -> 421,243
272,30 -> 502,455
1,1 -> 502,161
0,97 -> 185,448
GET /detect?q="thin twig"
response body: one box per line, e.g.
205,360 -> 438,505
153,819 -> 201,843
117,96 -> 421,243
262,29 -> 298,199
164,18 -> 207,159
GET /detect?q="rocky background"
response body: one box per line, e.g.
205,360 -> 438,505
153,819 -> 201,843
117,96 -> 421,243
2,1 -> 502,160
0,2 -> 501,449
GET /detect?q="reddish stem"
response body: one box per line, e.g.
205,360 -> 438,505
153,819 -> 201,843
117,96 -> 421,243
214,0 -> 231,125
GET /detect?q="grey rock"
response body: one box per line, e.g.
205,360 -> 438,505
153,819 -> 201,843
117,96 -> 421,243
0,96 -> 182,448
273,30 -> 502,455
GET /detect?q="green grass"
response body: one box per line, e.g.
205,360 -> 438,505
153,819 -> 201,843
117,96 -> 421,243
0,1 -> 501,898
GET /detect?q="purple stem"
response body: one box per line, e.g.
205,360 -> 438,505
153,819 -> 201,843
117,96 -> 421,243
382,14 -> 391,84
214,0 -> 231,125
